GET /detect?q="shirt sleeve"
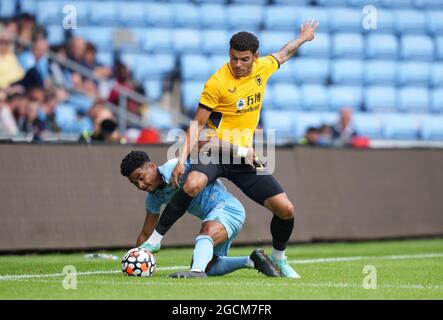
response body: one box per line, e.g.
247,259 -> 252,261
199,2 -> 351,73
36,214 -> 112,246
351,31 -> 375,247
261,55 -> 280,79
199,76 -> 221,111
145,193 -> 162,215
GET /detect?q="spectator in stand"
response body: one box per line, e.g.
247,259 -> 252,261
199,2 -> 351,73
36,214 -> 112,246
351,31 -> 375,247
332,107 -> 357,147
84,42 -> 112,80
317,124 -> 333,146
15,13 -> 37,52
0,30 -> 24,89
298,126 -> 320,146
0,89 -> 20,136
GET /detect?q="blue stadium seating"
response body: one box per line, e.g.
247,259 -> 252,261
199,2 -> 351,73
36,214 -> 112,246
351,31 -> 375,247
383,114 -> 421,140
394,10 -> 427,34
431,63 -> 443,87
200,4 -> 227,29
232,0 -> 268,4
262,110 -> 296,143
398,86 -> 430,113
364,60 -> 397,85
332,33 -> 364,58
328,8 -> 362,32
397,61 -> 430,86
18,0 -> 36,15
46,25 -> 65,45
384,0 -> 415,8
264,6 -> 298,31
73,27 -> 114,50
201,30 -> 229,55
67,93 -> 93,114
298,33 -> 331,57
348,0 -> 384,7
259,31 -> 295,56
417,0 -> 443,9
366,34 -> 398,59
173,3 -> 200,28
328,85 -> 363,111
143,80 -> 163,102
0,0 -> 17,17
36,1 -> 60,24
173,29 -> 201,54
273,0 -> 311,5
96,51 -> 114,67
181,54 -> 211,81
272,84 -> 302,110
227,5 -> 263,30
364,86 -> 397,113
269,60 -> 296,83
370,9 -> 396,33
295,7 -> 330,33
55,104 -> 77,133
208,55 -> 228,74
145,3 -> 174,28
145,105 -> 175,130
300,85 -> 329,111
182,81 -> 205,114
117,2 -> 147,26
421,115 -> 443,140
316,0 -> 348,6
90,1 -> 117,25
331,59 -> 364,84
293,58 -> 330,84
292,112 -> 325,139
431,88 -> 443,113
142,28 -> 173,53
400,35 -> 434,61
353,113 -> 384,139
262,84 -> 274,110
426,11 -> 443,35
436,37 -> 443,60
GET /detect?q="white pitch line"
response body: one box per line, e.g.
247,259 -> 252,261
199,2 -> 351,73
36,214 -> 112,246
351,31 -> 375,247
1,252 -> 442,281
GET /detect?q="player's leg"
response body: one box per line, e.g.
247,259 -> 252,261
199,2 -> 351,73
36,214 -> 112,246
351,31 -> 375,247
228,168 -> 299,278
155,162 -> 223,237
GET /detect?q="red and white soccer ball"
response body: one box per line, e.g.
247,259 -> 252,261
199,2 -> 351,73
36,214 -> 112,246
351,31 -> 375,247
121,247 -> 156,277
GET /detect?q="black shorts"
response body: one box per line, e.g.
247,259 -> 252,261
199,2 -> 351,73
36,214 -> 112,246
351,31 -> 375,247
188,158 -> 284,206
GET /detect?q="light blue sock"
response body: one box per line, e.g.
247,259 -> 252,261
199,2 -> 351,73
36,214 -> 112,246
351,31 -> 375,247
190,235 -> 214,272
207,256 -> 251,276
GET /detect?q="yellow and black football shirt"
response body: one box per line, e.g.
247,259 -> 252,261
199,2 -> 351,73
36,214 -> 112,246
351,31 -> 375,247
199,55 -> 280,148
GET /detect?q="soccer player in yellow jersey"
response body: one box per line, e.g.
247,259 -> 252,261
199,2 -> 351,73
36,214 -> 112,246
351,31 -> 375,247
140,21 -> 319,278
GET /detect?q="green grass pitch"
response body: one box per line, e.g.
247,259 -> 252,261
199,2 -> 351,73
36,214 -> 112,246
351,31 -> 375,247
0,238 -> 442,300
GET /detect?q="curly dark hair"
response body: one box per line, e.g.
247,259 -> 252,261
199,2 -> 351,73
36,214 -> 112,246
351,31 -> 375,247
120,151 -> 151,177
230,31 -> 259,54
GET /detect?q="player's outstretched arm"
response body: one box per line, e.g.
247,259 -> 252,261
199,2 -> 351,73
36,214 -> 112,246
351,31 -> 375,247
272,20 -> 319,65
136,212 -> 160,247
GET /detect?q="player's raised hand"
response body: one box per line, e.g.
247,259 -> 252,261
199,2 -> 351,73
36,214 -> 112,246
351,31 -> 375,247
172,162 -> 185,189
299,20 -> 319,42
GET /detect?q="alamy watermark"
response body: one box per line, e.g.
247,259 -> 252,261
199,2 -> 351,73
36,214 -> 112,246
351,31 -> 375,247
362,265 -> 377,289
62,265 -> 77,289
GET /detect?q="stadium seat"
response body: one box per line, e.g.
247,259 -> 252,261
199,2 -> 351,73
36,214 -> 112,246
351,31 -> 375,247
299,84 -> 329,111
115,28 -> 147,53
316,0 -> 348,6
431,63 -> 443,87
293,58 -> 330,84
181,54 -> 211,81
0,0 -> 16,17
331,59 -> 364,84
383,0 -> 415,8
431,88 -> 443,113
262,84 -> 274,110
201,30 -> 230,55
46,25 -> 65,45
421,115 -> 443,140
96,51 -> 114,67
200,4 -> 227,29
383,114 -> 421,140
298,33 -> 330,57
400,35 -> 434,61
273,0 -> 311,5
332,33 -> 364,58
55,104 -> 77,133
272,84 -> 302,110
144,105 -> 175,130
142,28 -> 173,53
328,85 -> 363,111
259,31 -> 296,57
262,110 -> 296,144
173,29 -> 201,54
348,0 -> 384,7
353,113 -> 384,139
426,11 -> 443,35
133,54 -> 176,81
232,0 -> 268,4
73,27 -> 114,50
295,7 -> 330,33
292,112 -> 324,139
117,2 -> 147,26
18,0 -> 37,15
269,59 -> 296,83
36,1 -> 61,24
364,86 -> 397,113
436,37 -> 443,60
145,3 -> 174,28
227,5 -> 263,30
364,60 -> 397,85
173,3 -> 200,28
328,8 -> 362,32
67,93 -> 93,114
394,10 -> 427,34
264,6 -> 298,31
90,1 -> 117,25
416,0 -> 443,9
366,34 -> 398,59
208,55 -> 228,74
397,61 -> 430,86
182,81 -> 205,114
143,80 -> 163,102
398,86 -> 430,113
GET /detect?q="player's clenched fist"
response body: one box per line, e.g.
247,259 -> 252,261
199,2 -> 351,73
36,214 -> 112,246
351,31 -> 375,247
172,162 -> 185,189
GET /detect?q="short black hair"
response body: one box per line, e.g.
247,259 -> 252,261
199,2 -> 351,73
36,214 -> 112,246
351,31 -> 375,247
230,31 -> 259,54
100,119 -> 117,135
120,151 -> 151,177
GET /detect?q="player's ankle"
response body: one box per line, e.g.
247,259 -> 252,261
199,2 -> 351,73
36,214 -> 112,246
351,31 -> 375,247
271,248 -> 286,261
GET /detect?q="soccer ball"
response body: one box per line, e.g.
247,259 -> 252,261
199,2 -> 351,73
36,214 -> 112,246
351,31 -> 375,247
121,247 -> 156,277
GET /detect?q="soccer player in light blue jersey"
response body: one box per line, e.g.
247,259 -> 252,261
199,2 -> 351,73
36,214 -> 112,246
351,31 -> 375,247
120,150 -> 281,278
